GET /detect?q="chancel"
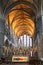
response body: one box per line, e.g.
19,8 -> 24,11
0,0 -> 43,65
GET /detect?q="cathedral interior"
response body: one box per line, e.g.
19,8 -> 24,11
0,0 -> 43,65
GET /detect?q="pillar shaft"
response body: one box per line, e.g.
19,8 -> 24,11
0,18 -> 5,58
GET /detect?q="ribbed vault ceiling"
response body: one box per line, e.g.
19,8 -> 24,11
0,0 -> 39,39
7,3 -> 35,38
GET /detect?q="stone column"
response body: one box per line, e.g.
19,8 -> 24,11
0,18 -> 5,58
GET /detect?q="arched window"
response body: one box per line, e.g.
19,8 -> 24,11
18,35 -> 32,47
